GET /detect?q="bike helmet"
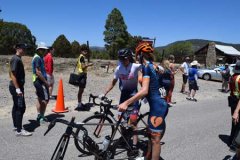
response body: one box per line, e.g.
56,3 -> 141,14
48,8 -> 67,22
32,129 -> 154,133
135,41 -> 154,57
118,48 -> 133,59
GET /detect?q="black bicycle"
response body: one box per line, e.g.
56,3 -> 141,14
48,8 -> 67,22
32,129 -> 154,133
74,94 -> 150,156
45,111 -> 150,160
44,117 -> 98,160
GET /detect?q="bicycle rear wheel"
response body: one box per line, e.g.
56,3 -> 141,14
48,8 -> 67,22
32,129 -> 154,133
74,114 -> 114,155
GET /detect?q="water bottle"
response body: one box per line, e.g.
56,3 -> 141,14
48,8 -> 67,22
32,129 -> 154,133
102,135 -> 110,151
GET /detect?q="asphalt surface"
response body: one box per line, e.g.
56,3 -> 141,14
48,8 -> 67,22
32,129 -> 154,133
0,97 -> 235,160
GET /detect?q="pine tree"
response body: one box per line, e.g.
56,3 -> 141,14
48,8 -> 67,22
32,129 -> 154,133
71,40 -> 81,58
103,8 -> 129,59
52,34 -> 72,57
0,22 -> 36,55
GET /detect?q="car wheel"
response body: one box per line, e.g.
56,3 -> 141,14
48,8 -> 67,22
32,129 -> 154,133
202,73 -> 211,80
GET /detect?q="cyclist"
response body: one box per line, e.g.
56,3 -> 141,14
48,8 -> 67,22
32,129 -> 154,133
118,42 -> 168,160
102,48 -> 142,149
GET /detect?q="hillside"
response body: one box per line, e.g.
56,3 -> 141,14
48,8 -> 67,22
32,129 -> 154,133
155,39 -> 240,52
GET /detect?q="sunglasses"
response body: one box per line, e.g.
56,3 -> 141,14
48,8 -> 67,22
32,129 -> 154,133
119,57 -> 128,61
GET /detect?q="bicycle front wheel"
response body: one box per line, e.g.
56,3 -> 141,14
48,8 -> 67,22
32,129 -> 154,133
74,114 -> 114,155
51,135 -> 70,160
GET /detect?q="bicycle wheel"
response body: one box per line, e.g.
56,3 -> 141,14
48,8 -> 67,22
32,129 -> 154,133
51,135 -> 70,160
74,114 -> 114,155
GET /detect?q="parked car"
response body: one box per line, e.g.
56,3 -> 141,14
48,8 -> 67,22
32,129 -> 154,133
197,64 -> 235,81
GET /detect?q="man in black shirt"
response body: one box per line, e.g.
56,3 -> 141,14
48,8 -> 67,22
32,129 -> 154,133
9,43 -> 32,136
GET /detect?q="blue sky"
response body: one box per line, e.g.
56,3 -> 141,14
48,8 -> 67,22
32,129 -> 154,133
0,0 -> 240,47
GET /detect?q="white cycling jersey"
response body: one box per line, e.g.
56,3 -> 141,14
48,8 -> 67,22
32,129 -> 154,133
114,63 -> 142,92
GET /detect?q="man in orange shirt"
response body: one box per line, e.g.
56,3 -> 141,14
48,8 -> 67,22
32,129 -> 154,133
44,47 -> 54,99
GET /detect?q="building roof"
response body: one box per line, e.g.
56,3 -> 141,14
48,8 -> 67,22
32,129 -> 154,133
215,44 -> 240,56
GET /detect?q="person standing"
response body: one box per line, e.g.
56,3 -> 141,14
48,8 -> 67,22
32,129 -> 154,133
9,43 -> 32,136
32,42 -> 49,124
221,63 -> 230,93
44,46 -> 55,99
103,48 -> 142,150
180,56 -> 190,94
161,60 -> 172,105
74,49 -> 93,111
168,55 -> 178,104
229,61 -> 240,152
118,42 -> 168,160
186,60 -> 199,101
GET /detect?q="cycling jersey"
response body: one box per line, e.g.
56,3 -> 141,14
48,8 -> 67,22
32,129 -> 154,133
114,62 -> 141,114
114,63 -> 141,94
142,62 -> 160,97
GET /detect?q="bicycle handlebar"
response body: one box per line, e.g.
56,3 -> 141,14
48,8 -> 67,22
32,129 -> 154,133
44,117 -> 87,136
89,94 -> 112,106
99,102 -> 118,110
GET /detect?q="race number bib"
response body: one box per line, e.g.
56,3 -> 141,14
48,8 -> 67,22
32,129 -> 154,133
159,87 -> 166,98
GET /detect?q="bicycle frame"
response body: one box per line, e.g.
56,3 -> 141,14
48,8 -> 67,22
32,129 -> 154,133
46,114 -> 149,160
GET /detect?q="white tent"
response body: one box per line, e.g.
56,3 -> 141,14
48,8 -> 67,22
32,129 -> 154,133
215,44 -> 240,56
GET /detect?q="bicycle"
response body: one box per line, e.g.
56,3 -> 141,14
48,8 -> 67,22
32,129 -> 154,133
45,113 -> 150,160
45,116 -> 118,160
74,94 -> 150,156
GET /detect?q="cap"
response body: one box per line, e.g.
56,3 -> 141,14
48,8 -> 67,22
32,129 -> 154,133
15,43 -> 28,49
36,42 -> 48,50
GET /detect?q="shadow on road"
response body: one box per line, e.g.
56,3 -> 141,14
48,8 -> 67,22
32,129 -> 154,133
223,155 -> 232,160
23,113 -> 65,132
219,134 -> 230,146
45,113 -> 65,122
84,102 -> 94,108
23,120 -> 40,132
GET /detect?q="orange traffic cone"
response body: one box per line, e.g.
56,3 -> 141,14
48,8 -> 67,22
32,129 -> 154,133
52,78 -> 68,113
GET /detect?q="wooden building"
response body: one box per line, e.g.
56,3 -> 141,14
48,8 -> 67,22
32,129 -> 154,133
194,42 -> 240,67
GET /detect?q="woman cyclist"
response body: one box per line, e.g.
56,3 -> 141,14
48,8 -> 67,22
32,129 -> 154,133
103,48 -> 142,149
118,42 -> 168,160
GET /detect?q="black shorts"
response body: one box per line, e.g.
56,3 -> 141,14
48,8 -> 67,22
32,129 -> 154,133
34,80 -> 49,101
79,73 -> 87,88
182,74 -> 188,84
189,80 -> 199,91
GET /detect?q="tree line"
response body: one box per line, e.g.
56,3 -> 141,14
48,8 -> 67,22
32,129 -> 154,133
0,8 -> 193,61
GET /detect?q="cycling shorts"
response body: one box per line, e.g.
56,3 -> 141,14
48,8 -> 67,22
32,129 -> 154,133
118,91 -> 140,120
147,95 -> 168,133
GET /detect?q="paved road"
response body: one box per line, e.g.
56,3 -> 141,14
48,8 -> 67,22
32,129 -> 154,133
0,98 -> 234,160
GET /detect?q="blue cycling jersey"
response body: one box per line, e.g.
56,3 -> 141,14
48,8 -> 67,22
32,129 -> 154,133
142,62 -> 168,119
142,62 -> 160,97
